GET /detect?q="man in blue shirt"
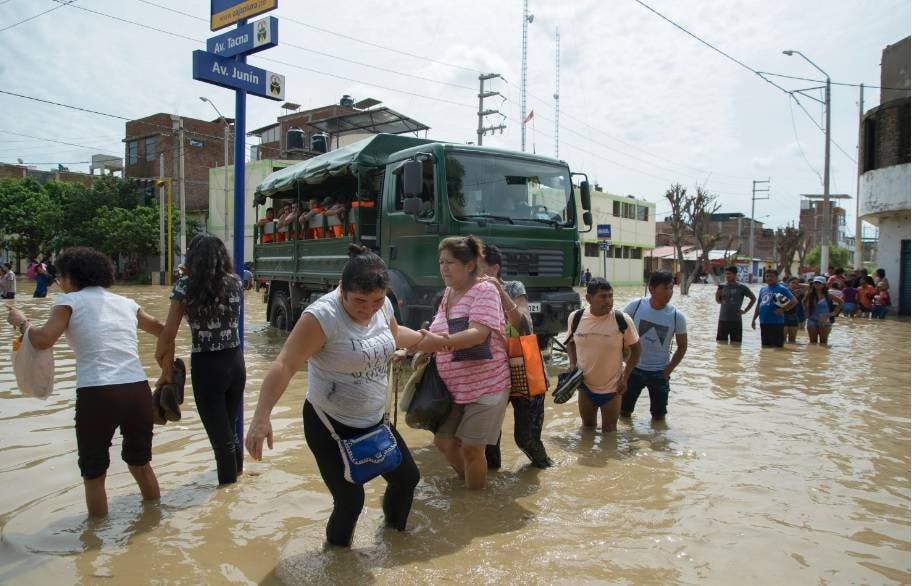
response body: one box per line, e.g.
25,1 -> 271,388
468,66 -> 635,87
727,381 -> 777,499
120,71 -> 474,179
621,271 -> 688,421
751,268 -> 796,347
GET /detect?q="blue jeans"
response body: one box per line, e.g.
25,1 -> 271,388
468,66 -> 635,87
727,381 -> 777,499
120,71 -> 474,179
871,306 -> 888,319
621,368 -> 671,418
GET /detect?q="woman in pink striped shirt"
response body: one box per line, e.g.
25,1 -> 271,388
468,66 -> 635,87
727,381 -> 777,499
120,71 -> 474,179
416,236 -> 511,490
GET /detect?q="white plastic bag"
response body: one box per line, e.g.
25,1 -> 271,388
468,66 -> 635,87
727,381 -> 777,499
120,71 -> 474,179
12,327 -> 54,399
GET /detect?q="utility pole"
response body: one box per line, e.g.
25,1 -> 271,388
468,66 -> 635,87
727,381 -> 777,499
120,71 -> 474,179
749,179 -> 770,280
822,75 -> 832,274
159,153 -> 165,285
553,27 -> 560,159
178,118 -> 187,265
520,0 -> 533,152
476,73 -> 506,145
854,83 -> 864,268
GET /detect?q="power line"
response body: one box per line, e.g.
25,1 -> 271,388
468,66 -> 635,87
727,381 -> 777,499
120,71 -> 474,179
758,71 -> 911,92
0,0 -> 74,33
0,129 -> 111,152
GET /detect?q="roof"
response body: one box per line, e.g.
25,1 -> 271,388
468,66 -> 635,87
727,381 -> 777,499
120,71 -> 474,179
308,107 -> 429,135
254,133 -> 434,202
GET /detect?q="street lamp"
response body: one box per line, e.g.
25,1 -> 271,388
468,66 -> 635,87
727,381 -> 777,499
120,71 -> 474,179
783,49 -> 831,275
199,96 -> 232,244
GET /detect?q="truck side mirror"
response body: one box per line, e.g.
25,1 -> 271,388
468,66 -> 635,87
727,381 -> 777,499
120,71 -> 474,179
580,180 -> 591,210
402,160 -> 422,196
582,210 -> 593,227
402,197 -> 421,215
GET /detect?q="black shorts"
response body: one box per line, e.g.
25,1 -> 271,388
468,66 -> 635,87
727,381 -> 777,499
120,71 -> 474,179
716,320 -> 743,342
75,380 -> 154,479
759,323 -> 785,348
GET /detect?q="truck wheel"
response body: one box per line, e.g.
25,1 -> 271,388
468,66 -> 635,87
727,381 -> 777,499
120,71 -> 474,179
270,291 -> 292,331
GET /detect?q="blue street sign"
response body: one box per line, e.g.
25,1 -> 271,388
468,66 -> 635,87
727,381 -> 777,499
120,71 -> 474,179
599,240 -> 610,251
192,50 -> 285,101
207,16 -> 278,58
211,0 -> 277,31
597,224 -> 612,239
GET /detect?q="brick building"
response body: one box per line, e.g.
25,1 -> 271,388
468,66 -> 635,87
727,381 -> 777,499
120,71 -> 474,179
798,195 -> 849,251
656,212 -> 775,259
123,113 -> 233,216
0,162 -> 95,187
858,35 -> 911,314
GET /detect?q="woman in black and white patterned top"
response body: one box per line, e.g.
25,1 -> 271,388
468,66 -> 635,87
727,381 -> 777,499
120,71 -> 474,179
157,233 -> 245,485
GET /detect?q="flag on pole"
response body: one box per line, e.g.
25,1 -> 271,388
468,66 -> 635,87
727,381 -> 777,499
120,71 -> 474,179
523,109 -> 534,124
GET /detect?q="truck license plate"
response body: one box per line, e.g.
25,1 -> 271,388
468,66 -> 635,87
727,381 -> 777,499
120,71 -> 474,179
527,302 -> 542,313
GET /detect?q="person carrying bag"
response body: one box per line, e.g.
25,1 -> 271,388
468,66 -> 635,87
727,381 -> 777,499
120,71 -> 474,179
245,244 -> 428,548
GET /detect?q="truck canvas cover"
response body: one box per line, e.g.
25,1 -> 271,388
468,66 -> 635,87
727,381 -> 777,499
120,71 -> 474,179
253,133 -> 433,203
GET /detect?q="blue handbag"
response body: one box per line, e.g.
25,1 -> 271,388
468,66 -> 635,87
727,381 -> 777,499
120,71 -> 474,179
313,403 -> 403,485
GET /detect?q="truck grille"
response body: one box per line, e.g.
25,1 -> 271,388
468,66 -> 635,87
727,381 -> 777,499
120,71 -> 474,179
499,248 -> 565,278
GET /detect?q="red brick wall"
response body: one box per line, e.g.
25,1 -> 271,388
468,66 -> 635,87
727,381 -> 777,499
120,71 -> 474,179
124,114 -> 232,212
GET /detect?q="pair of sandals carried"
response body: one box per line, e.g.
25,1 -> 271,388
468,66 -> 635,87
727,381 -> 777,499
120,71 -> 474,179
153,358 -> 186,425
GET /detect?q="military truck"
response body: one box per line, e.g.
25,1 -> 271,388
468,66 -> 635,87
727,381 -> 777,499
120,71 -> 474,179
252,133 -> 592,344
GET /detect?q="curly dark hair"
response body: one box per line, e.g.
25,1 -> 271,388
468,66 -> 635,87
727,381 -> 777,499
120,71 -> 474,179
183,233 -> 238,324
55,247 -> 115,289
341,243 -> 389,293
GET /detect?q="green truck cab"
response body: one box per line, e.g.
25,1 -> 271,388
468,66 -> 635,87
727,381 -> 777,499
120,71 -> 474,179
253,134 -> 592,343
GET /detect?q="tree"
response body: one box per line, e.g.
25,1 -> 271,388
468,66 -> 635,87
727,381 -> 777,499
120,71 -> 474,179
772,226 -> 804,277
0,179 -> 62,258
681,186 -> 722,294
796,234 -> 813,274
806,246 -> 850,272
664,183 -> 689,288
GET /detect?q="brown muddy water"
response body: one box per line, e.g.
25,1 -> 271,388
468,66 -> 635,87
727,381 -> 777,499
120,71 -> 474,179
0,283 -> 909,585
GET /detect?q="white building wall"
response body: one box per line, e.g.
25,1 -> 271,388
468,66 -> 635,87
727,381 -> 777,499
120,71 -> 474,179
859,163 -> 911,218
577,189 -> 656,285
208,159 -> 296,261
872,215 -> 909,309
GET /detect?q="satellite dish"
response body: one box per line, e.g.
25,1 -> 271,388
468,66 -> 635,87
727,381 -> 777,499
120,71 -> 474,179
17,158 -> 23,164
527,14 -> 534,23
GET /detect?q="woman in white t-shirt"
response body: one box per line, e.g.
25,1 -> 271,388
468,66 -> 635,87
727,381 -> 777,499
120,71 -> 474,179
6,247 -> 167,517
245,244 -> 426,547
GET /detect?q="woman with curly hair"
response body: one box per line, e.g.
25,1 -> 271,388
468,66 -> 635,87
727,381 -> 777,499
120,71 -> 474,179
156,233 -> 246,485
6,247 -> 164,517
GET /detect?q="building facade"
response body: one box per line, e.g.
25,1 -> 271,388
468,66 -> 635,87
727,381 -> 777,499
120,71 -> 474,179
577,188 -> 655,285
124,113 -> 233,219
858,36 -> 910,315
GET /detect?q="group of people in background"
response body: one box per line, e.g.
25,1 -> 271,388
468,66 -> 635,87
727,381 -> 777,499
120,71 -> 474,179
257,196 -> 350,244
713,264 -> 893,348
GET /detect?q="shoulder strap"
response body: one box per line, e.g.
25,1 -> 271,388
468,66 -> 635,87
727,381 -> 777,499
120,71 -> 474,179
563,308 -> 584,344
613,309 -> 627,333
632,298 -> 643,319
311,401 -> 341,441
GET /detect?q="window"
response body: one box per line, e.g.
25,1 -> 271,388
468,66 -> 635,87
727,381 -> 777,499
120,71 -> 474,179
612,201 -> 621,217
612,245 -> 623,259
127,141 -> 138,165
144,137 -> 156,161
444,152 -> 573,225
623,203 -> 636,219
636,205 -> 649,222
629,247 -> 642,259
394,158 -> 435,220
584,242 -> 599,257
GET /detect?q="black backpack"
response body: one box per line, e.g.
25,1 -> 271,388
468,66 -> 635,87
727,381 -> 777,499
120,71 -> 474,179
564,308 -> 628,345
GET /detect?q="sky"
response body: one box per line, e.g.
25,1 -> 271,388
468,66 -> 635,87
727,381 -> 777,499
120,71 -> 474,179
1,0 -> 909,236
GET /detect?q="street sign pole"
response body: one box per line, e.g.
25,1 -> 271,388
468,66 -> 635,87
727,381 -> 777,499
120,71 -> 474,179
233,31 -> 247,447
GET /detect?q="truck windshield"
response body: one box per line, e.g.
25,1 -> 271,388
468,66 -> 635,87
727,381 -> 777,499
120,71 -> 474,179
444,152 -> 574,226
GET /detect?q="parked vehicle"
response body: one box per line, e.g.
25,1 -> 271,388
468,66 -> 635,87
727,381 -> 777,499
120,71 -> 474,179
253,133 -> 592,344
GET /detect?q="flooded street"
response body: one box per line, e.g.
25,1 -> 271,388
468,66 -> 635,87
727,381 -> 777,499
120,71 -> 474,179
0,283 -> 909,585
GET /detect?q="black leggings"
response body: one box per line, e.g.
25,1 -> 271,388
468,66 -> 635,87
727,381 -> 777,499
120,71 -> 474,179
486,394 -> 550,468
191,347 -> 246,485
303,400 -> 420,547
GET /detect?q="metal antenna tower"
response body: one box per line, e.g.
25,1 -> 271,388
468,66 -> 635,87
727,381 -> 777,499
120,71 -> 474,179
520,0 -> 533,152
554,26 -> 560,158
